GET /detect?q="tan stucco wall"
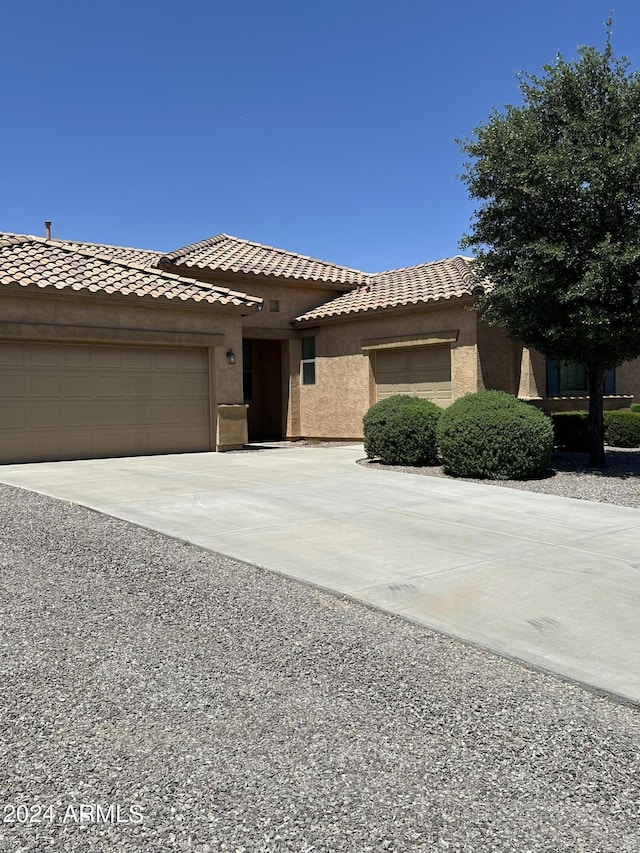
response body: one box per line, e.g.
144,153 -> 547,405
477,321 -> 522,395
615,359 -> 640,401
209,273 -> 348,436
293,302 -> 492,440
0,285 -> 249,449
168,267 -> 347,336
0,286 -> 243,337
518,346 -> 640,405
240,281 -> 346,333
516,348 -> 546,399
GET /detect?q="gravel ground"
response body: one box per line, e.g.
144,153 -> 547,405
362,447 -> 640,508
1,485 -> 639,852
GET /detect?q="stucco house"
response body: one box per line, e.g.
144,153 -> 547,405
0,228 -> 637,463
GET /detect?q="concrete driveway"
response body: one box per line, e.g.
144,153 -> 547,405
2,444 -> 639,704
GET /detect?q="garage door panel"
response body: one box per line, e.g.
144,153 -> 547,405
0,347 -> 25,367
126,349 -> 154,369
27,346 -> 59,367
61,348 -> 92,368
153,401 -> 209,425
94,349 -> 125,368
129,405 -> 155,425
153,403 -> 183,425
126,375 -> 153,397
63,405 -> 94,427
180,349 -> 210,371
29,375 -> 60,397
61,431 -> 109,457
0,375 -> 25,397
376,346 -> 452,406
182,401 -> 209,422
181,375 -> 210,397
32,405 -> 63,428
153,349 -> 185,370
95,375 -> 125,397
0,342 -> 211,463
3,435 -> 26,461
61,375 -> 93,397
3,406 -> 26,428
94,404 -> 126,426
151,375 -> 184,397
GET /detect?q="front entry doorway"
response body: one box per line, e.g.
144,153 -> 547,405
243,339 -> 284,440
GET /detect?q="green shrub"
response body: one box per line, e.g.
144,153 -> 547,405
437,390 -> 553,479
363,395 -> 441,466
551,411 -> 589,451
630,402 -> 640,413
604,410 -> 640,447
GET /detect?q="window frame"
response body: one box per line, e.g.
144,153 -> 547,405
301,337 -> 316,386
546,359 -> 616,396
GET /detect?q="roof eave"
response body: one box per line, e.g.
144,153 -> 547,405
160,261 -> 360,291
0,278 -> 263,312
291,294 -> 479,327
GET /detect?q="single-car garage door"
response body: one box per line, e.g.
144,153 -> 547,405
376,345 -> 452,406
0,341 -> 211,463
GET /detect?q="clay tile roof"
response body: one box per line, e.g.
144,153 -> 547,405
0,234 -> 262,311
0,233 -> 33,250
160,233 -> 369,287
53,238 -> 165,268
292,256 -> 484,323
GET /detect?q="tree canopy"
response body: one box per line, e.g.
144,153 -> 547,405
459,29 -> 640,465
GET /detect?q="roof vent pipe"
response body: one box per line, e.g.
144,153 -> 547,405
44,221 -> 52,240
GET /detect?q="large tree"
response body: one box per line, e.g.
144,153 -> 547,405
459,28 -> 640,466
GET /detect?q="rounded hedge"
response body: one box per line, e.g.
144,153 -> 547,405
604,410 -> 640,447
551,411 -> 589,451
363,394 -> 441,466
437,390 -> 554,479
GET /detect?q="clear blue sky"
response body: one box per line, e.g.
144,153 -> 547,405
3,0 -> 639,272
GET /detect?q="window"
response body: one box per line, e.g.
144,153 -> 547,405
546,359 -> 615,396
269,299 -> 280,313
301,337 -> 316,385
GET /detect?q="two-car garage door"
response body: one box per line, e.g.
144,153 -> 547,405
0,341 -> 211,463
375,345 -> 452,406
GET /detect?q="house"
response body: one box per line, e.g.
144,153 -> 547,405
0,228 -> 637,463
0,233 -> 260,462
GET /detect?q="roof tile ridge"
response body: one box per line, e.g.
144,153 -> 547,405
161,233 -> 229,261
371,256 -> 463,278
223,236 -> 368,274
43,241 -> 178,276
0,233 -> 262,308
450,255 -> 486,293
33,240 -> 259,299
164,233 -> 370,276
0,232 -> 43,248
51,237 -> 163,257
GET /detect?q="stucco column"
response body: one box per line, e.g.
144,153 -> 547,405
287,338 -> 301,439
451,319 -> 484,399
518,347 -> 544,399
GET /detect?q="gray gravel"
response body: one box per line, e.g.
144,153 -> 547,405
0,484 -> 639,852
363,447 -> 640,508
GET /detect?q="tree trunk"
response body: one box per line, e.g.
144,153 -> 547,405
587,367 -> 606,468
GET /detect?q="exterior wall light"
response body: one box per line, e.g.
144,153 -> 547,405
226,348 -> 237,365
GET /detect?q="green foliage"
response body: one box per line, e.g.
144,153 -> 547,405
437,391 -> 554,479
630,402 -> 640,413
459,29 -> 640,466
604,410 -> 640,446
552,408 -> 640,447
363,395 -> 441,466
551,411 -> 589,451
